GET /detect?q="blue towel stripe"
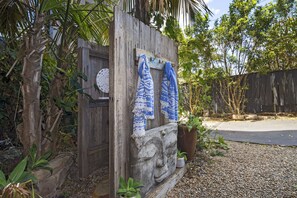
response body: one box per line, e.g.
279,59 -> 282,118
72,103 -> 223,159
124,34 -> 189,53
160,62 -> 178,122
133,54 -> 154,136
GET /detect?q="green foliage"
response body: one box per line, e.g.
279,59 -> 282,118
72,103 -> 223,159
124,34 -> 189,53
0,144 -> 52,196
177,150 -> 187,161
187,118 -> 229,154
185,116 -> 202,131
27,145 -> 52,173
248,0 -> 297,72
0,0 -> 116,153
0,157 -> 36,189
177,12 -> 217,116
1,181 -> 39,198
117,177 -> 143,198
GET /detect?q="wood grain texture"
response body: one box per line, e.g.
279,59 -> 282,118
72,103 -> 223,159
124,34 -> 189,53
134,48 -> 176,70
212,69 -> 297,113
78,39 -> 109,178
109,6 -> 178,198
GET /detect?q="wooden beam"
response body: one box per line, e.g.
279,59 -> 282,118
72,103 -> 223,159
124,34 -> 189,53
88,99 -> 109,108
134,48 -> 176,70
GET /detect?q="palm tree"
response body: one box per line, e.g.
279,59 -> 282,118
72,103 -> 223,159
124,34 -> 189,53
0,0 -> 209,155
0,0 -> 115,155
121,0 -> 212,25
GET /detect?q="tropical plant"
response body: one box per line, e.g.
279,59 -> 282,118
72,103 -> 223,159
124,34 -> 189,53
177,150 -> 187,160
27,144 -> 52,173
179,114 -> 202,131
121,0 -> 212,26
0,180 -> 39,198
117,177 -> 143,198
0,157 -> 35,190
0,0 -> 116,155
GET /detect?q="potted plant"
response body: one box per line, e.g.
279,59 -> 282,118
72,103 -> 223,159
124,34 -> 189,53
176,150 -> 187,168
117,177 -> 142,198
178,115 -> 201,161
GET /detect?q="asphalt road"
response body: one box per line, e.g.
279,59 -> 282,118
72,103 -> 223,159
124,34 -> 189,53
203,119 -> 297,146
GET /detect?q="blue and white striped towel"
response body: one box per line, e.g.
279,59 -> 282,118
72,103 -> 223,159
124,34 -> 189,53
160,62 -> 178,122
133,54 -> 154,137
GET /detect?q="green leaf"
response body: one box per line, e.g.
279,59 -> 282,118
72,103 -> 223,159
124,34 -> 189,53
32,159 -> 49,169
0,170 -> 7,188
8,157 -> 28,183
17,171 -> 36,183
119,176 -> 127,189
40,151 -> 52,160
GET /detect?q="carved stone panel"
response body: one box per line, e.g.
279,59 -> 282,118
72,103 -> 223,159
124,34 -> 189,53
130,123 -> 177,195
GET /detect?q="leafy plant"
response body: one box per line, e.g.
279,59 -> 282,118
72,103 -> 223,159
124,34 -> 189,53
177,150 -> 187,161
1,180 -> 40,198
117,177 -> 143,198
179,113 -> 202,131
0,157 -> 35,189
27,144 -> 52,173
210,150 -> 225,157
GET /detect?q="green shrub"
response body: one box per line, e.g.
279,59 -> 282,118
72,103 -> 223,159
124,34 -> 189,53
117,177 -> 142,198
177,150 -> 187,161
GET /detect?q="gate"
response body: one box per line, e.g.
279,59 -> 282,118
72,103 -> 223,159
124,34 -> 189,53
78,39 -> 109,177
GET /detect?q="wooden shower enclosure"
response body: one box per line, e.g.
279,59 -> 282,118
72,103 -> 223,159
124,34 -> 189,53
78,6 -> 178,197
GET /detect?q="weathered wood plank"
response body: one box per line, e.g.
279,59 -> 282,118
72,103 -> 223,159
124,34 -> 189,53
110,6 -> 179,197
78,42 -> 90,177
213,69 -> 297,113
135,48 -> 176,70
108,16 -> 116,198
78,39 -> 109,178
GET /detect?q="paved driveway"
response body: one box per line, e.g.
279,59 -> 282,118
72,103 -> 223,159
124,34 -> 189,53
203,119 -> 297,146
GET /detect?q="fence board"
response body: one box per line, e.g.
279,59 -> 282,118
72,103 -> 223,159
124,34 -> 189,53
78,39 -> 109,177
109,7 -> 178,198
213,69 -> 297,114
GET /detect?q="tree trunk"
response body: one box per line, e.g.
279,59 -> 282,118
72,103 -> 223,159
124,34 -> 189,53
135,0 -> 150,25
20,13 -> 47,155
43,0 -> 71,154
43,59 -> 68,154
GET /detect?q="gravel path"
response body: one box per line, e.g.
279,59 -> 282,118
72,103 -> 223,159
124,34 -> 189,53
167,141 -> 297,198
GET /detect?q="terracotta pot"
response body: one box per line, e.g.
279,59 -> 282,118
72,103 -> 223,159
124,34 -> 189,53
177,124 -> 197,161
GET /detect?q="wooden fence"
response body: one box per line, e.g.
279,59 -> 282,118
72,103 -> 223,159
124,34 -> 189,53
212,69 -> 297,114
78,6 -> 178,197
78,40 -> 109,177
109,6 -> 178,197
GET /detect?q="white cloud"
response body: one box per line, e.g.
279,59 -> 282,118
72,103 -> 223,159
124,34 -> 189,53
204,0 -> 213,4
211,8 -> 221,15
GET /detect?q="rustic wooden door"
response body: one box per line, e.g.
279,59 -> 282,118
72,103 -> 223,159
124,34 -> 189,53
78,39 -> 109,177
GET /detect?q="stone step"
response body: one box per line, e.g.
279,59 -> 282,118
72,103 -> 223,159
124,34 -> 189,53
92,179 -> 109,198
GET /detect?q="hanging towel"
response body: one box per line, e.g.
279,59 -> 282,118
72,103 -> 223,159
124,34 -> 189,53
133,54 -> 154,137
160,62 -> 178,122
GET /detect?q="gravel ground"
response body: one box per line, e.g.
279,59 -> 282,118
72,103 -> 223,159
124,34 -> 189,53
59,165 -> 108,197
167,141 -> 297,198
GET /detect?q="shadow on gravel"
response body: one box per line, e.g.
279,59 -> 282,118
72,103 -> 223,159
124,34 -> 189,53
211,130 -> 297,146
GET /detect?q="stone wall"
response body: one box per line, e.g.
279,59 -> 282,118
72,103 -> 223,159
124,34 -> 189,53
33,153 -> 74,198
130,123 -> 177,195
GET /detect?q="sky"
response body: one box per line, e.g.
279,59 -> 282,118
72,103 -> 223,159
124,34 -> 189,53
206,0 -> 274,27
